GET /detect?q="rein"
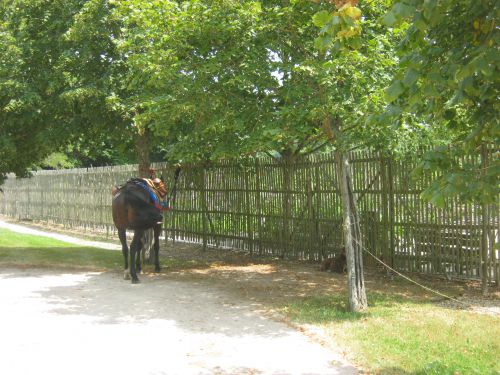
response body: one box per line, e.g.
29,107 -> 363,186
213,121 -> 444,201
167,166 -> 181,209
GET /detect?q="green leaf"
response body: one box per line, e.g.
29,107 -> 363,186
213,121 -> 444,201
312,11 -> 332,28
445,90 -> 464,106
427,72 -> 445,85
385,80 -> 405,102
423,84 -> 439,97
314,36 -> 332,52
402,69 -> 420,87
381,11 -> 397,26
443,109 -> 456,120
250,1 -> 262,14
430,192 -> 445,207
470,56 -> 493,77
454,65 -> 472,81
392,3 -> 416,19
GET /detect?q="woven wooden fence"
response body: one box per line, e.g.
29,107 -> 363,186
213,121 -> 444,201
0,150 -> 498,284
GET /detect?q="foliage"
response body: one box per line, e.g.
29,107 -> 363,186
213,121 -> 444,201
37,152 -> 77,170
110,0 -> 275,162
382,0 -> 499,205
2,0 -> 494,205
0,7 -> 51,182
0,0 -> 142,179
109,0 -> 401,163
313,0 -> 405,151
0,1 -> 102,179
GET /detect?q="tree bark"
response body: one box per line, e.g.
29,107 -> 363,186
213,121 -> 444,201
336,150 -> 368,312
135,127 -> 151,178
322,110 -> 368,312
135,126 -> 152,264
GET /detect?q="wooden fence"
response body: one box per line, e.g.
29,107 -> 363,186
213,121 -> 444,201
0,150 -> 498,284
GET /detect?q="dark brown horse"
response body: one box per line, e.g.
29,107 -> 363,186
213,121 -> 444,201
112,179 -> 166,283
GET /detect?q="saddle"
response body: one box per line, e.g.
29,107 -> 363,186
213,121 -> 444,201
139,178 -> 167,199
113,178 -> 169,211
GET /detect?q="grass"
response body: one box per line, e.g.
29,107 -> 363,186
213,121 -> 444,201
0,228 -> 201,271
0,228 -> 122,270
281,293 -> 500,374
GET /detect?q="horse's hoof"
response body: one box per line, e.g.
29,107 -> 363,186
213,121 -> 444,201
124,270 -> 131,280
131,278 -> 140,284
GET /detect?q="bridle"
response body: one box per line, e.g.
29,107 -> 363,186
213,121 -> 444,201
166,165 -> 181,209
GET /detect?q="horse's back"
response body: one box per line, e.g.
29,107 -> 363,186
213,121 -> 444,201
112,184 -> 163,230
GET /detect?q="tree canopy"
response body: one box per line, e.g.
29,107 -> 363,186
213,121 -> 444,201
0,0 -> 497,204
383,0 -> 499,204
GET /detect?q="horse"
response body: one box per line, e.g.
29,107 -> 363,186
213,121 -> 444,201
112,178 -> 167,283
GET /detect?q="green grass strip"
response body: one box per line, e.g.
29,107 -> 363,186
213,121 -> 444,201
0,228 -> 121,270
282,294 -> 500,374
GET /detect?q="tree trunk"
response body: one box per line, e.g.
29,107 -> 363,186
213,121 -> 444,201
135,127 -> 151,178
321,111 -> 368,312
336,151 -> 368,312
135,126 -> 152,264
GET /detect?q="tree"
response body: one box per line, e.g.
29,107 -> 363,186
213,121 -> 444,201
0,18 -> 34,182
382,0 -> 499,205
110,0 -> 274,163
382,0 -> 499,294
307,0 -> 402,311
64,0 -> 152,174
0,1 -> 79,181
0,0 -> 134,179
111,0 -> 399,311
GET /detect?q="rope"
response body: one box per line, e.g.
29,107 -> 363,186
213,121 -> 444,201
166,165 -> 181,209
347,226 -> 495,314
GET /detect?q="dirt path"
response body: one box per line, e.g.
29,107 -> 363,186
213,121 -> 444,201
0,220 -> 357,375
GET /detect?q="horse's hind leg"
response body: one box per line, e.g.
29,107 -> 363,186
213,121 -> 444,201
118,229 -> 130,280
135,237 -> 142,275
130,229 -> 144,284
153,223 -> 162,272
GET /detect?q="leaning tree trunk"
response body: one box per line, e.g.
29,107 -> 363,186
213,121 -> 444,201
321,112 -> 368,312
336,151 -> 368,312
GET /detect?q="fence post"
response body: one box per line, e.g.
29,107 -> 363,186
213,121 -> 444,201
387,158 -> 396,268
480,145 -> 490,294
306,171 -> 315,261
255,159 -> 263,255
200,167 -> 208,251
314,161 -> 324,258
281,156 -> 291,258
244,164 -> 254,255
380,156 -> 390,265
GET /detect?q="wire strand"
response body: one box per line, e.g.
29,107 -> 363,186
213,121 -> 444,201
346,220 -> 495,314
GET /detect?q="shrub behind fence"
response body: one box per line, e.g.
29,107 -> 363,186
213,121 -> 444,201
0,150 -> 498,284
